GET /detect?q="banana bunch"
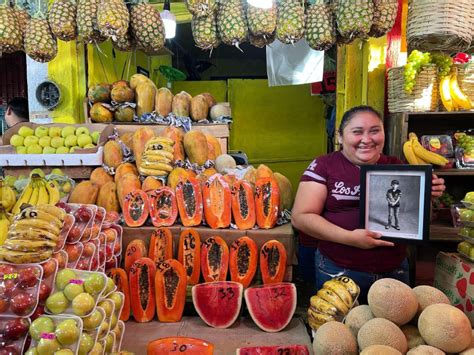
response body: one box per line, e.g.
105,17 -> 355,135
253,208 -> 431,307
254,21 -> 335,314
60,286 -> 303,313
12,174 -> 61,214
307,276 -> 359,330
403,132 -> 449,166
139,136 -> 175,176
0,178 -> 17,212
0,205 -> 65,263
440,72 -> 472,112
0,209 -> 10,246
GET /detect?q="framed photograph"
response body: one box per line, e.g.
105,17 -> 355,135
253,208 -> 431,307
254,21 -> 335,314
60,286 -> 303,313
359,165 -> 432,243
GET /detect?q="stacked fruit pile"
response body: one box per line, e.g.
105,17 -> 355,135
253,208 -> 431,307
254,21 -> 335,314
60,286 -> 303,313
138,136 -> 174,177
457,192 -> 474,260
403,132 -> 449,166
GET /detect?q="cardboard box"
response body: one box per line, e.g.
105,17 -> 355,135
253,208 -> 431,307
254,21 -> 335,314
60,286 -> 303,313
434,252 -> 474,325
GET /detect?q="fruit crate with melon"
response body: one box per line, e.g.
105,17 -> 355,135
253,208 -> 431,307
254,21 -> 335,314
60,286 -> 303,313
0,123 -> 113,167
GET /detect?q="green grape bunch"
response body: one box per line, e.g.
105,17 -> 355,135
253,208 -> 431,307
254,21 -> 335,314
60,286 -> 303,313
431,52 -> 454,79
404,50 -> 432,94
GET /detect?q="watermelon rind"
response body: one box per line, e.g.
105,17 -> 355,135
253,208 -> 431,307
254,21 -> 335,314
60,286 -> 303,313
236,345 -> 309,355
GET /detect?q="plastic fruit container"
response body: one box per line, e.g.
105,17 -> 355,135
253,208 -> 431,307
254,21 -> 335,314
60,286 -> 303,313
105,291 -> 124,331
108,224 -> 123,257
88,239 -> 100,272
38,258 -> 59,305
0,317 -> 30,355
421,135 -> 454,157
103,211 -> 120,228
112,320 -> 125,353
75,242 -> 96,271
56,214 -> 75,252
81,306 -> 106,344
65,242 -> 84,269
100,277 -> 117,300
52,250 -> 68,270
104,331 -> 116,354
65,204 -> 95,244
99,229 -> 117,262
0,262 -> 43,317
96,299 -> 115,340
90,207 -> 106,241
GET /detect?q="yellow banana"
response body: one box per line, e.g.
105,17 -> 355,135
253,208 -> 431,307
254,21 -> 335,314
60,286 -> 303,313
411,136 -> 449,166
3,239 -> 56,252
309,296 -> 339,316
307,307 -> 336,330
450,74 -> 472,110
8,227 -> 59,242
439,75 -> 453,112
0,211 -> 10,246
15,207 -> 63,230
45,180 -> 61,205
334,276 -> 360,299
403,140 -> 420,165
147,137 -> 175,146
34,205 -> 66,221
142,150 -> 174,161
0,246 -> 52,264
141,161 -> 173,172
36,181 -> 49,205
146,143 -> 174,153
315,289 -> 349,314
12,182 -> 34,214
138,166 -> 169,176
28,181 -> 40,206
0,180 -> 17,212
141,155 -> 172,164
323,280 -> 354,308
11,218 -> 60,235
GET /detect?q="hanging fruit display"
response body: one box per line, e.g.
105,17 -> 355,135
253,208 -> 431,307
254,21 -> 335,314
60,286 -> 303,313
48,0 -> 77,42
0,0 -> 22,54
24,0 -> 57,62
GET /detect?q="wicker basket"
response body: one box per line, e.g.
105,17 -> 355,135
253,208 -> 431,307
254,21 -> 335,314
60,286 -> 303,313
387,65 -> 438,113
407,0 -> 473,52
456,63 -> 474,106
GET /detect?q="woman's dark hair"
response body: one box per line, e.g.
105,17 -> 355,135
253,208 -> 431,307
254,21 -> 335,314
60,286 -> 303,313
7,97 -> 29,120
338,105 -> 382,135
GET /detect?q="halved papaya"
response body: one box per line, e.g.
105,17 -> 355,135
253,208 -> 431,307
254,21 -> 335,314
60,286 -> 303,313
231,180 -> 256,230
202,174 -> 231,229
107,268 -> 131,321
147,337 -> 214,355
149,227 -> 173,264
201,236 -> 229,282
155,259 -> 187,322
175,177 -> 203,227
255,177 -> 280,229
229,237 -> 258,288
177,229 -> 201,285
148,186 -> 178,227
123,189 -> 150,227
260,240 -> 287,284
124,239 -> 148,273
129,257 -> 156,322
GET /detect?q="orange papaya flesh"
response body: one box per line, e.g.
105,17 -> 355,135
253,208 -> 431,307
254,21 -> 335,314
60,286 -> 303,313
124,239 -> 148,274
148,186 -> 178,227
176,177 -> 203,227
229,236 -> 258,288
155,259 -> 187,322
201,236 -> 229,282
149,227 -> 173,264
177,229 -> 201,285
147,337 -> 214,355
255,177 -> 280,229
107,268 -> 131,321
123,189 -> 149,227
260,240 -> 287,284
231,180 -> 256,230
203,174 -> 232,229
129,257 -> 156,322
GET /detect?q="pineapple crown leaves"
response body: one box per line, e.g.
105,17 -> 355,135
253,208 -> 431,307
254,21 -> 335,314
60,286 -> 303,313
0,0 -> 11,7
27,0 -> 49,18
13,0 -> 30,10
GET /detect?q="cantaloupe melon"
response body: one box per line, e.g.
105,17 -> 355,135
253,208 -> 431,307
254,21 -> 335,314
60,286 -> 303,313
344,305 -> 374,337
401,324 -> 425,349
418,304 -> 471,353
312,321 -> 357,355
360,345 -> 402,355
368,278 -> 418,325
215,154 -> 236,173
358,318 -> 408,354
412,285 -> 450,317
407,345 -> 445,355
460,330 -> 474,355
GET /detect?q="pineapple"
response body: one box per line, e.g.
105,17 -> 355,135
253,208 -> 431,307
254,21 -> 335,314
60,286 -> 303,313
247,1 -> 277,38
97,0 -> 129,41
186,0 -> 217,18
369,0 -> 398,38
192,13 -> 220,51
77,0 -> 107,43
129,1 -> 165,54
112,30 -> 136,52
0,0 -> 22,54
12,0 -> 29,49
336,0 -> 374,41
48,0 -> 77,41
305,0 -> 335,51
276,0 -> 305,45
24,0 -> 57,62
249,33 -> 275,48
217,0 -> 247,49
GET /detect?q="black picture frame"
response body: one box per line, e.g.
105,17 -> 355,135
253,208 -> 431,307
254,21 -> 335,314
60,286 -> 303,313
359,164 -> 432,244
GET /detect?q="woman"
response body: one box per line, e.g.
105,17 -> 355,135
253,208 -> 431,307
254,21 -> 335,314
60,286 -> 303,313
291,105 -> 445,303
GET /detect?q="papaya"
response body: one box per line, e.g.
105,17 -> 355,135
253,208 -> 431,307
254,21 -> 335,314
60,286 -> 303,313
255,177 -> 280,229
177,229 -> 201,285
123,189 -> 149,227
155,87 -> 173,117
256,164 -> 274,179
148,337 -> 214,355
162,126 -> 185,162
231,180 -> 256,230
179,91 -> 192,102
103,140 -> 123,169
203,168 -> 217,178
115,162 -> 138,184
112,80 -> 129,88
260,240 -> 287,284
229,236 -> 258,288
149,228 -> 173,264
190,95 -> 209,122
136,83 -> 156,117
111,85 -> 135,103
130,73 -> 155,90
129,257 -> 156,323
97,181 -> 120,213
117,173 -> 141,209
201,92 -> 217,108
201,236 -> 229,282
175,177 -> 203,227
114,107 -> 135,122
69,181 -> 99,204
167,168 -> 196,191
195,173 -> 208,189
90,167 -> 114,187
132,127 -> 155,168
203,174 -> 231,229
88,83 -> 111,103
183,131 -> 208,166
148,187 -> 178,227
124,239 -> 148,273
155,259 -> 187,322
120,133 -> 134,151
243,166 -> 257,186
172,92 -> 191,117
142,176 -> 163,192
273,172 -> 293,211
90,103 -> 113,123
107,268 -> 131,321
223,174 -> 237,187
205,134 -> 222,161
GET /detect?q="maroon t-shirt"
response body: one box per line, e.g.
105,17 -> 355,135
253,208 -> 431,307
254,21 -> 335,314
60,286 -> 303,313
298,151 -> 407,273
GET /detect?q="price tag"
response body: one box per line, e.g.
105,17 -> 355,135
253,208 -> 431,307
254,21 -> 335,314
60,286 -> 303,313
70,279 -> 84,285
41,333 -> 56,340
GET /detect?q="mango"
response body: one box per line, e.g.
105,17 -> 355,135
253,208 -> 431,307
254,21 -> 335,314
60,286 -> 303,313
103,141 -> 123,169
88,84 -> 111,103
155,87 -> 173,117
97,181 -> 120,212
115,163 -> 138,184
135,83 -> 156,117
116,173 -> 141,208
90,167 -> 114,188
132,127 -> 155,167
190,95 -> 209,122
69,181 -> 99,204
183,131 -> 208,165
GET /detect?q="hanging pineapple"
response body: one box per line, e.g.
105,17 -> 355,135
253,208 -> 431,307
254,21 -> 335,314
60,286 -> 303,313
186,0 -> 217,18
192,13 -> 220,51
77,0 -> 107,44
369,0 -> 398,38
25,0 -> 57,62
249,33 -> 275,48
48,0 -> 77,41
247,1 -> 277,40
97,0 -> 129,41
12,0 -> 29,49
129,0 -> 165,54
112,30 -> 136,52
217,0 -> 247,50
305,0 -> 335,51
336,0 -> 374,42
0,0 -> 22,54
276,0 -> 305,45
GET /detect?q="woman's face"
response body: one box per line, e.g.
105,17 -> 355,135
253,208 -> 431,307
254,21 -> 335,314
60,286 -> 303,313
339,111 -> 385,165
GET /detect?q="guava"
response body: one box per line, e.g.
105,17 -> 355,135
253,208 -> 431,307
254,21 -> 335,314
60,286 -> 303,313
29,316 -> 55,341
36,338 -> 61,355
63,283 -> 84,302
84,273 -> 105,296
78,333 -> 94,355
82,309 -> 104,330
72,293 -> 95,316
45,292 -> 69,314
55,319 -> 80,345
55,269 -> 78,290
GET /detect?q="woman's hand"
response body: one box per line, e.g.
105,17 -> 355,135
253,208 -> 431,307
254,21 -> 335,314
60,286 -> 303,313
431,174 -> 446,198
348,229 -> 394,249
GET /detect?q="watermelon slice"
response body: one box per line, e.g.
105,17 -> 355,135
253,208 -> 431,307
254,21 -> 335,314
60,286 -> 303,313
192,281 -> 243,329
148,337 -> 214,355
245,283 -> 296,333
236,345 -> 309,355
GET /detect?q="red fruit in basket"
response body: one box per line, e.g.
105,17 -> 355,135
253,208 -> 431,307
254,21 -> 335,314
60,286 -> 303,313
105,245 -> 113,259
38,281 -> 51,303
105,211 -> 120,224
65,244 -> 82,263
95,208 -> 104,221
74,206 -> 92,223
53,252 -> 67,269
103,228 -> 117,242
82,243 -> 95,257
0,294 -> 10,313
76,259 -> 89,270
56,202 -> 72,213
0,344 -> 19,355
81,227 -> 92,241
67,224 -> 82,242
41,259 -> 57,279
31,304 -> 45,320
10,292 -> 35,316
4,280 -> 20,298
105,257 -> 117,270
18,267 -> 40,289
4,318 -> 29,341
0,264 -> 15,276
114,241 -> 121,255
99,250 -> 106,265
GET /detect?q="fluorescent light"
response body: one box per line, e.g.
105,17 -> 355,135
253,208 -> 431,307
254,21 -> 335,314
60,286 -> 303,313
161,10 -> 176,39
247,0 -> 273,9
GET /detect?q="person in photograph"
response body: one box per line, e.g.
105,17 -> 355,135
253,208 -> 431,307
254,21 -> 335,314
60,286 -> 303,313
386,179 -> 401,230
291,105 -> 446,303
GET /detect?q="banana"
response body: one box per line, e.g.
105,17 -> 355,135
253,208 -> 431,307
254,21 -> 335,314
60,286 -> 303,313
315,289 -> 349,315
307,307 -> 336,330
143,150 -> 174,161
440,75 -> 453,112
323,280 -> 354,308
0,246 -> 52,264
11,218 -> 61,235
450,74 -> 472,110
45,180 -> 61,206
309,296 -> 339,316
12,182 -> 34,214
146,137 -> 175,146
36,181 -> 49,205
334,276 -> 360,299
15,208 -> 63,230
403,140 -> 421,165
141,155 -> 172,164
411,136 -> 449,166
3,239 -> 56,252
141,161 -> 173,172
28,181 -> 40,205
0,180 -> 17,212
146,143 -> 174,153
0,211 -> 10,245
138,166 -> 169,176
8,228 -> 59,242
34,205 -> 66,221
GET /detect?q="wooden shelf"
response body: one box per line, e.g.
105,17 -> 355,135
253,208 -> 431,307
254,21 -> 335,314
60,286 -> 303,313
430,223 -> 461,242
405,111 -> 474,116
434,169 -> 474,176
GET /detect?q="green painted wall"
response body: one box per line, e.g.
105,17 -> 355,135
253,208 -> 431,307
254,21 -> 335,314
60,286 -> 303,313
173,81 -> 227,102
